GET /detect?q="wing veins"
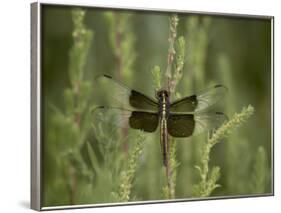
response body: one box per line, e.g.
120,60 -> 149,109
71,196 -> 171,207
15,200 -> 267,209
96,75 -> 158,111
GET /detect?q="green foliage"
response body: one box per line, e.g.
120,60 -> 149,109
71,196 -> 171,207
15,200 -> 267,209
43,8 -> 94,206
174,37 -> 185,81
105,12 -> 136,81
208,105 -> 254,147
165,14 -> 180,90
193,105 -> 255,197
185,16 -> 211,89
162,140 -> 180,199
114,132 -> 145,202
193,166 -> 221,197
251,146 -> 270,194
69,9 -> 93,86
151,65 -> 162,91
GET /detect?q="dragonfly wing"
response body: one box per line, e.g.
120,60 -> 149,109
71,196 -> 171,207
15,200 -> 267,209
169,95 -> 197,113
92,106 -> 159,133
196,85 -> 228,112
96,75 -> 158,111
167,111 -> 227,138
129,111 -> 159,132
167,114 -> 195,137
170,85 -> 227,113
193,111 -> 228,135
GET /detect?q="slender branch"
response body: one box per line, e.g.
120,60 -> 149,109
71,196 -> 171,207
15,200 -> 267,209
170,36 -> 185,93
105,12 -> 136,153
163,14 -> 182,200
116,132 -> 145,202
106,12 -> 136,81
165,14 -> 179,92
66,9 -> 93,204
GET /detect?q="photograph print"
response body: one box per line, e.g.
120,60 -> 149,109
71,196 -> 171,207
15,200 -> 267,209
31,3 -> 273,210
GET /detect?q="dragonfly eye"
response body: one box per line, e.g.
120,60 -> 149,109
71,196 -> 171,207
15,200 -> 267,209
156,90 -> 162,98
164,90 -> 170,97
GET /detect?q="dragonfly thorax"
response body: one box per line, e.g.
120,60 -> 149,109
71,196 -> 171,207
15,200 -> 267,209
156,90 -> 170,119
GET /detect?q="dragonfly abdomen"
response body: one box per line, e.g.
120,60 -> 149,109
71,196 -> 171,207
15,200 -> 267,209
160,117 -> 168,166
158,90 -> 170,166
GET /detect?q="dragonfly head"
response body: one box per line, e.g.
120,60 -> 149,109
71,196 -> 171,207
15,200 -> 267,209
155,89 -> 170,100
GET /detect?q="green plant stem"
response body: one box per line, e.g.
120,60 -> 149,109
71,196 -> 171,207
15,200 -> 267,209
169,140 -> 177,198
251,146 -> 269,194
163,14 -> 183,200
106,12 -> 136,82
170,36 -> 185,93
193,105 -> 255,197
106,12 -> 136,154
116,132 -> 145,202
66,9 -> 93,204
164,14 -> 177,199
165,14 -> 179,91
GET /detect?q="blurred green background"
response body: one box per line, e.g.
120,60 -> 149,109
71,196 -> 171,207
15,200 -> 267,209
41,5 -> 272,207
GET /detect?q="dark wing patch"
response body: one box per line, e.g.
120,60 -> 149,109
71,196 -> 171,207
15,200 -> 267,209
129,90 -> 159,111
167,111 -> 228,138
170,95 -> 198,112
129,111 -> 159,132
92,106 -> 159,133
167,114 -> 195,137
170,85 -> 227,113
96,75 -> 158,111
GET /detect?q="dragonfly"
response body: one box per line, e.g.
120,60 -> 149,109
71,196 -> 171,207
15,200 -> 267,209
93,74 -> 227,167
